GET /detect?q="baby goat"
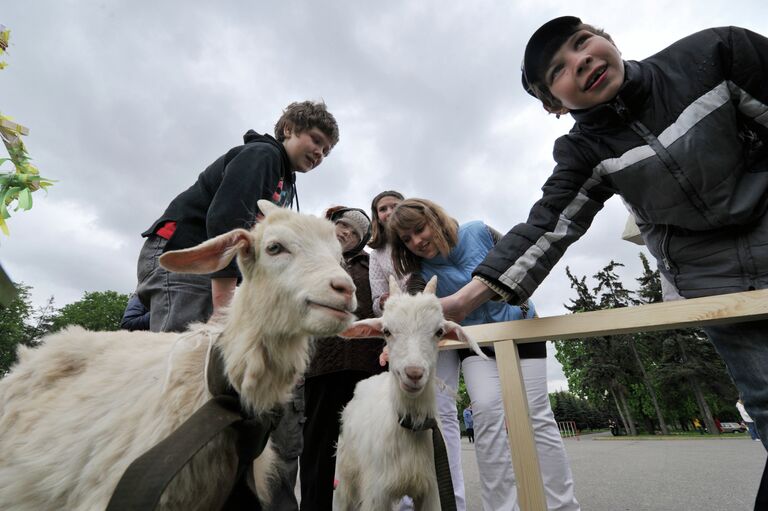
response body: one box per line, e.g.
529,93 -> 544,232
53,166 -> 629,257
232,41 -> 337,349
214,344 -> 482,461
334,275 -> 485,510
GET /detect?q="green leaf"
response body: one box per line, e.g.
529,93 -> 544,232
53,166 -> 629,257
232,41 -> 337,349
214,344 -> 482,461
17,188 -> 32,210
4,186 -> 21,206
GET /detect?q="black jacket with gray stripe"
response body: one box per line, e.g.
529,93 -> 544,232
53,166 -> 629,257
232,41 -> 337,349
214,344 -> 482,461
475,26 -> 768,303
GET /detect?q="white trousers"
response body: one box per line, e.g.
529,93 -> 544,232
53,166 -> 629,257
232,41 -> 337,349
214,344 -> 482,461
436,351 -> 580,511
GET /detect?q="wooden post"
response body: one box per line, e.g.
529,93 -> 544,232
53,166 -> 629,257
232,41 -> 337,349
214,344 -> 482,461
494,339 -> 547,511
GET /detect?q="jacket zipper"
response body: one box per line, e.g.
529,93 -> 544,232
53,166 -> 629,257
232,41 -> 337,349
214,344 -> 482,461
659,224 -> 672,271
611,96 -> 715,225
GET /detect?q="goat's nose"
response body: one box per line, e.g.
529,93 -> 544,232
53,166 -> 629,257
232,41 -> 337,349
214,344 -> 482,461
331,277 -> 354,300
404,366 -> 424,382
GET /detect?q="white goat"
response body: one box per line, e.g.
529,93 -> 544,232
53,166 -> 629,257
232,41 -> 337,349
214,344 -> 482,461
334,276 -> 486,511
0,200 -> 357,510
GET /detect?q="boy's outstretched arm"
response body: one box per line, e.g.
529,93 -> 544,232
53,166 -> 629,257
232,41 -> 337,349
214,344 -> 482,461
468,149 -> 615,309
440,278 -> 498,322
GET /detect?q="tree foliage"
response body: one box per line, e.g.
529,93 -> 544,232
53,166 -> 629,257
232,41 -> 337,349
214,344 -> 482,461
0,285 -> 129,375
549,390 -> 611,430
50,290 -> 129,332
555,255 -> 739,435
0,282 -> 34,374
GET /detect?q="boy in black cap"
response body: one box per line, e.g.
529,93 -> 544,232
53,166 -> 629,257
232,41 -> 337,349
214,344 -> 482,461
444,16 -> 768,466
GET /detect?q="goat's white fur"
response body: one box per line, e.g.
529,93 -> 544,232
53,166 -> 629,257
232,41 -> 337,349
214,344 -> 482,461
333,276 -> 486,510
0,200 -> 357,510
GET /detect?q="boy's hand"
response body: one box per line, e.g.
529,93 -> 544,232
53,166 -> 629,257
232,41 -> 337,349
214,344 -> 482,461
379,346 -> 389,367
211,277 -> 237,318
439,294 -> 468,323
440,279 -> 498,322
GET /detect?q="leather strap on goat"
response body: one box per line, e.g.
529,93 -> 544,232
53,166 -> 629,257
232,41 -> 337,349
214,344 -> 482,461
106,347 -> 279,511
399,415 -> 457,511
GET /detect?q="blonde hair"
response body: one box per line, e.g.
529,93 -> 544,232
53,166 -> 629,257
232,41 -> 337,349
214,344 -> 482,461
387,198 -> 458,276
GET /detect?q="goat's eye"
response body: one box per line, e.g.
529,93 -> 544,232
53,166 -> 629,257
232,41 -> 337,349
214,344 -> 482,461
266,242 -> 285,255
382,328 -> 391,337
435,328 -> 445,338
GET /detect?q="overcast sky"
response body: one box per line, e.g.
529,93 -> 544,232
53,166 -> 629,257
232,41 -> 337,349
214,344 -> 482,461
3,1 -> 766,391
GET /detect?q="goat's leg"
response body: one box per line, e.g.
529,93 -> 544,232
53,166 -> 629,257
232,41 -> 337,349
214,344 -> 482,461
413,487 -> 441,511
361,489 -> 396,511
332,478 -> 358,511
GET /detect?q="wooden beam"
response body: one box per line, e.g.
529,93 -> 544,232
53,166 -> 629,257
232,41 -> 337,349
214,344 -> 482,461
440,288 -> 768,350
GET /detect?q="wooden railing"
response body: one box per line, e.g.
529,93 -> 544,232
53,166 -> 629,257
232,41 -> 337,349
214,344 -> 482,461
439,288 -> 768,511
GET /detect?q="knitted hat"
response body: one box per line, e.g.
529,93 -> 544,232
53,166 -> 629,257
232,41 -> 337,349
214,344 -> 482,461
335,209 -> 370,241
521,16 -> 583,96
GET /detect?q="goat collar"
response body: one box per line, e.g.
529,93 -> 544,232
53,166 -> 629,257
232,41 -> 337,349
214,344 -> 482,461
108,345 -> 282,510
398,414 -> 438,432
207,344 -> 237,399
207,344 -> 284,423
397,414 -> 458,511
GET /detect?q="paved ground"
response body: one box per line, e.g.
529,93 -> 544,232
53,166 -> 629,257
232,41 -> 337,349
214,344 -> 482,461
461,432 -> 766,510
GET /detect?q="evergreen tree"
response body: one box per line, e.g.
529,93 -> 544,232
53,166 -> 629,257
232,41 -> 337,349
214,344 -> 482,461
635,253 -> 734,435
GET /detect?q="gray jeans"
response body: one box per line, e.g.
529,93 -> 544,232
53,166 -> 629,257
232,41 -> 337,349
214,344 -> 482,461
136,235 -> 213,333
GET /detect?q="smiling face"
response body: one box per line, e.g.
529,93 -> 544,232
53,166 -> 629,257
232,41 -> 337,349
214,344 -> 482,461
545,30 -> 624,112
335,220 -> 361,253
282,126 -> 333,173
398,221 -> 439,260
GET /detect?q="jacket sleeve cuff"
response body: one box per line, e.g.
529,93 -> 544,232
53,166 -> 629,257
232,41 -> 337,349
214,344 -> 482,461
472,275 -> 514,303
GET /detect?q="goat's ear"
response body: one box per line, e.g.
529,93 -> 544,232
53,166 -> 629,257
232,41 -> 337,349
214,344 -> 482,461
388,275 -> 401,296
339,318 -> 385,339
441,320 -> 489,360
159,229 -> 252,274
424,276 -> 438,294
257,200 -> 280,217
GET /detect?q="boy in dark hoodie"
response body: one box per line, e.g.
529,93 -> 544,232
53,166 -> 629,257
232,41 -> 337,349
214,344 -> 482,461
136,100 -> 339,333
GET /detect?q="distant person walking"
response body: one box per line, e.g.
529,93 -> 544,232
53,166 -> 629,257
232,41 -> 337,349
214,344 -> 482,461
463,404 -> 474,443
737,398 -> 762,441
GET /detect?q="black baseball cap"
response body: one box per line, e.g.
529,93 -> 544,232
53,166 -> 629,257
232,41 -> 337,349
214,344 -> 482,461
521,16 -> 583,96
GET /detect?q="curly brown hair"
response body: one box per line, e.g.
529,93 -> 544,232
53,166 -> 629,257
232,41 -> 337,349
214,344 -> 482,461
274,100 -> 340,147
387,198 -> 458,277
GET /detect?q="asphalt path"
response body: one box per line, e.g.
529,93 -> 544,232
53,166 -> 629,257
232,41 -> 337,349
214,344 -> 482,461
461,432 -> 766,510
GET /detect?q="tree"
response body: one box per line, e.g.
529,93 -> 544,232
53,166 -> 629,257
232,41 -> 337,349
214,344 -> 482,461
557,264 -> 640,435
50,291 -> 129,332
635,254 -> 734,435
28,295 -> 56,340
0,281 -> 34,374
